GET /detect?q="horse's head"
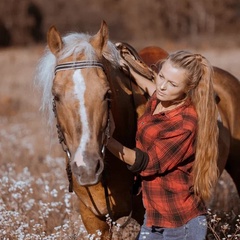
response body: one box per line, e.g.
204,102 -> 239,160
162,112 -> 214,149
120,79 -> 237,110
46,21 -> 113,186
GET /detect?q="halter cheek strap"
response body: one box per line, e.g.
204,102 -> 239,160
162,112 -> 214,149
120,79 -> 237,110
55,61 -> 104,74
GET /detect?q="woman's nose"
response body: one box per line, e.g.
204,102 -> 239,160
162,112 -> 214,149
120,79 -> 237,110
160,81 -> 167,90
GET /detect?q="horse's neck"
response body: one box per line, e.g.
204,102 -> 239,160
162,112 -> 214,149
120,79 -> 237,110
107,66 -> 148,149
104,64 -> 137,146
104,62 -> 133,109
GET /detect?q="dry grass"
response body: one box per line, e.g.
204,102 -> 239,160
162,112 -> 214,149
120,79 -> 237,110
0,44 -> 240,239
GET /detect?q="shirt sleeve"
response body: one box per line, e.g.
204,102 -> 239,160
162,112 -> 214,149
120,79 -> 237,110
140,129 -> 195,177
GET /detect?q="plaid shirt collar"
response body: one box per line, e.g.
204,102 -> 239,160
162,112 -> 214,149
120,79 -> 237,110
150,93 -> 192,119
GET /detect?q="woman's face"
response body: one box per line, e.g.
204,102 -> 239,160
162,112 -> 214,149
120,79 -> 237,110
155,60 -> 188,103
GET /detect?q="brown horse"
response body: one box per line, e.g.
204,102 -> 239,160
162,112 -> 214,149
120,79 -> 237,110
35,21 -> 150,239
139,46 -> 240,195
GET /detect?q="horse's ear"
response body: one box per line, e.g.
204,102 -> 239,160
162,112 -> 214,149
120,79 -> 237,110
47,26 -> 63,55
90,20 -> 109,55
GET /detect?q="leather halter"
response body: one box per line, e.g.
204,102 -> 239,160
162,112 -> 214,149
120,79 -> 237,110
52,60 -> 109,193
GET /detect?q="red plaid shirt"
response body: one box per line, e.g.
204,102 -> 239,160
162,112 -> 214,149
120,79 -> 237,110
136,92 -> 206,228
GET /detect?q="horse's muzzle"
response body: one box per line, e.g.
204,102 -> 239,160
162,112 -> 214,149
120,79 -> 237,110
71,157 -> 104,186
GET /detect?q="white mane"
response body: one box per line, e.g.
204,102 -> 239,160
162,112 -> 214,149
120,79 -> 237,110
34,32 -> 120,126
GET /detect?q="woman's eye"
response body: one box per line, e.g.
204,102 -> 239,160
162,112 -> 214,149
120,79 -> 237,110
159,74 -> 164,78
170,82 -> 177,87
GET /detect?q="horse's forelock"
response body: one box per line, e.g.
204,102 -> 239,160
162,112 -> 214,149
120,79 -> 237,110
60,33 -> 96,61
61,33 -> 121,66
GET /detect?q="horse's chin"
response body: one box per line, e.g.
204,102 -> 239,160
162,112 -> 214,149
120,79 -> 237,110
75,174 -> 102,186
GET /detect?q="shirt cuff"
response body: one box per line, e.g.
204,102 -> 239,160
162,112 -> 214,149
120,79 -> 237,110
127,148 -> 149,173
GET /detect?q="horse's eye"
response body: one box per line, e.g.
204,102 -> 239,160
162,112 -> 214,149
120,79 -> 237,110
54,95 -> 60,102
104,90 -> 112,102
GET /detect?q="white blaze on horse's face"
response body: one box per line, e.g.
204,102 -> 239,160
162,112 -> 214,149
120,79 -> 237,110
72,65 -> 110,186
73,70 -> 89,168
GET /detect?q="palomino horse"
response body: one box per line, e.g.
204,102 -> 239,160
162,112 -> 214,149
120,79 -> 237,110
138,46 -> 240,194
35,21 -> 150,239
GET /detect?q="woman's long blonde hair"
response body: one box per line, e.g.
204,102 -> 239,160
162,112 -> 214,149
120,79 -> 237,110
166,50 -> 219,201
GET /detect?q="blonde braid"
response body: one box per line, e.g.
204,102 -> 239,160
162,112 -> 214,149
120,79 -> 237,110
190,55 -> 219,201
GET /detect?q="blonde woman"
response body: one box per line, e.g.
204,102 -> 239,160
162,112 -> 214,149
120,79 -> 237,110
107,50 -> 219,240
